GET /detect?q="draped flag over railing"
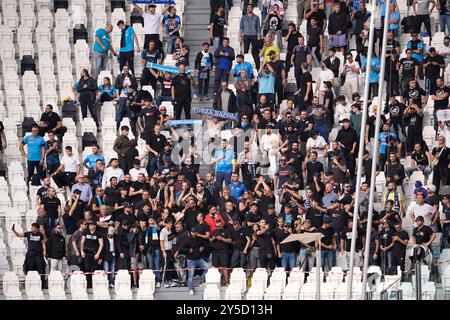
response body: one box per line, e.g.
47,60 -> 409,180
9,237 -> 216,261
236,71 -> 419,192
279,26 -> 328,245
148,62 -> 191,75
193,107 -> 239,121
131,0 -> 176,4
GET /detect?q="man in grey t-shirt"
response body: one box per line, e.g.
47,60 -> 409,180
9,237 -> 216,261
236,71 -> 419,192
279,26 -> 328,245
413,0 -> 436,43
160,219 -> 176,287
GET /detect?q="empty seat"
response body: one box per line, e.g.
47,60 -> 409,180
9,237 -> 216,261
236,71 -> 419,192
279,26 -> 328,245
224,283 -> 243,300
282,282 -> 301,300
3,8 -> 19,29
203,284 -> 221,300
48,271 -> 67,300
25,271 -> 44,300
3,271 -> 22,300
230,268 -> 247,293
246,285 -> 264,300
92,271 -> 111,300
38,8 -> 53,29
115,270 -> 132,300
137,269 -> 155,300
69,271 -> 89,300
205,268 -> 221,288
55,9 -> 70,29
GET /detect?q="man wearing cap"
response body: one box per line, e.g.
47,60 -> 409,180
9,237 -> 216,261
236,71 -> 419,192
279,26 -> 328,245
411,216 -> 436,265
134,4 -> 170,50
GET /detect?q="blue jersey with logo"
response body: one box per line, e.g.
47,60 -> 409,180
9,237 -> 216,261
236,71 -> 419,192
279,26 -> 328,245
23,135 -> 45,161
93,28 -> 111,54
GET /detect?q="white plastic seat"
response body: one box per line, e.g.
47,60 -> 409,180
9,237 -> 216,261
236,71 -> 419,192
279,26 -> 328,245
137,269 -> 155,300
282,282 -> 301,300
230,268 -> 247,293
25,271 -> 44,300
225,283 -> 243,300
48,271 -> 67,300
92,271 -> 111,300
205,268 -> 221,288
54,27 -> 70,43
3,271 -> 22,300
81,118 -> 97,135
246,285 -> 264,300
37,8 -> 53,29
111,8 -> 126,27
36,25 -> 52,44
0,25 -> 13,42
70,271 -> 89,300
251,268 -> 268,291
55,9 -> 70,29
3,8 -> 19,29
12,191 -> 30,213
203,284 -> 221,300
115,270 -> 132,300
0,41 -> 15,60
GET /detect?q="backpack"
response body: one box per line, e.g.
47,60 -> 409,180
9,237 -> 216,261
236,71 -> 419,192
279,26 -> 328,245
82,132 -> 97,150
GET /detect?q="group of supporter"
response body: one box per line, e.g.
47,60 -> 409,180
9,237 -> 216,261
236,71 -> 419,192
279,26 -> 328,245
5,0 -> 450,295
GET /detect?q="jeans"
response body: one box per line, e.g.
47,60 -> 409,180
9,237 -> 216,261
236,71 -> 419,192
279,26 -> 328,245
116,97 -> 128,131
281,252 -> 297,271
147,249 -> 162,282
214,68 -> 230,94
440,14 -> 450,35
405,165 -> 433,181
103,258 -> 116,286
321,249 -> 335,271
187,258 -> 209,290
231,248 -> 247,268
380,251 -> 394,275
166,34 -> 178,54
155,95 -> 173,107
314,123 -> 329,142
198,73 -> 210,98
298,248 -> 315,271
213,36 -> 222,49
146,155 -> 158,177
79,94 -> 99,126
50,259 -> 63,272
215,171 -> 231,192
94,51 -> 108,80
27,160 -> 44,185
0,151 -> 4,173
118,156 -> 129,175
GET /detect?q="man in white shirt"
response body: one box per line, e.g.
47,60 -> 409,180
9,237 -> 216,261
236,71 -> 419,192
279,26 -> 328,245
129,159 -> 148,181
52,146 -> 81,188
335,95 -> 352,124
314,61 -> 335,104
410,193 -> 439,227
437,35 -> 450,65
134,4 -> 171,50
341,53 -> 360,99
102,158 -> 125,189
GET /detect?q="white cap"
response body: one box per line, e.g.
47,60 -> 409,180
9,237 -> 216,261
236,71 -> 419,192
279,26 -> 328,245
426,185 -> 436,192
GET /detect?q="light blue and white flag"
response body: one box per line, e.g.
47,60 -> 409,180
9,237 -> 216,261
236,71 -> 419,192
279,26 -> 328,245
148,62 -> 192,75
193,107 -> 239,121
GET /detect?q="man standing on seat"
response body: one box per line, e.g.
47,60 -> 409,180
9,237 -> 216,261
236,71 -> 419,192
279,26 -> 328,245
93,24 -> 118,80
75,69 -> 99,129
20,125 -> 45,186
117,20 -> 141,74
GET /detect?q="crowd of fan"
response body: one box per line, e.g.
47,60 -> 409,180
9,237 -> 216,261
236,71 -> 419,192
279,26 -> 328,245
3,0 -> 450,296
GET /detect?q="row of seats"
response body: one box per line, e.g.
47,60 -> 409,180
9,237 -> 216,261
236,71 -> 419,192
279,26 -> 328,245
1,270 -> 155,300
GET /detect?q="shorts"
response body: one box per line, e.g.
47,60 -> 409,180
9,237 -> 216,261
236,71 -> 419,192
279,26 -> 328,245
212,251 -> 229,268
331,34 -> 346,48
130,255 -> 147,270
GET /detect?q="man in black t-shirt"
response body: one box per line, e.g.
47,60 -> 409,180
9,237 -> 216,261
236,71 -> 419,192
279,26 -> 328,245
209,5 -> 225,49
307,17 -> 324,63
406,143 -> 432,181
274,218 -> 299,271
172,64 -> 194,120
81,221 -> 104,288
145,125 -> 167,177
392,222 -> 409,273
39,104 -> 65,137
305,1 -> 326,32
138,97 -> 161,141
423,47 -> 445,95
304,151 -> 324,185
294,63 -> 313,111
230,219 -> 249,268
401,80 -> 426,107
319,216 -> 336,271
431,77 -> 450,132
399,49 -> 419,92
403,104 -> 424,153
12,223 -> 46,278
210,219 -> 232,283
411,216 -> 435,265
340,219 -> 365,269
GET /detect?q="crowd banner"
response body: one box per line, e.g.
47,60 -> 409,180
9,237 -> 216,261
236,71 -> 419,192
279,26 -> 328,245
131,0 -> 176,4
148,62 -> 191,74
436,109 -> 450,122
193,106 -> 239,120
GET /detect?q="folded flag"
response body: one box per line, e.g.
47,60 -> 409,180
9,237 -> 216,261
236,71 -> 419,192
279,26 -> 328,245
148,62 -> 191,75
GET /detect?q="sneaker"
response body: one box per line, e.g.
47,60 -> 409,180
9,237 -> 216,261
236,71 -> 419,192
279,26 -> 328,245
189,289 -> 194,295
169,281 -> 179,287
199,97 -> 203,101
162,282 -> 171,288
156,282 -> 161,288
205,96 -> 210,101
109,284 -> 115,289
193,94 -> 199,100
